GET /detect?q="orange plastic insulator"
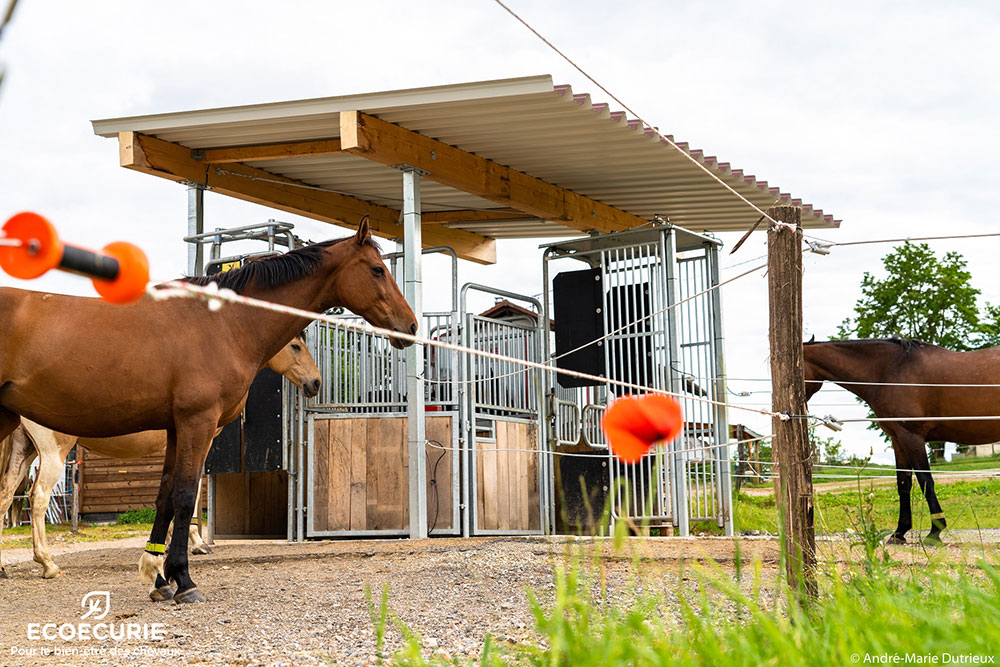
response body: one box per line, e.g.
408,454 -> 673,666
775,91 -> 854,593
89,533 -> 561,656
0,212 -> 64,279
92,241 -> 150,304
601,394 -> 684,464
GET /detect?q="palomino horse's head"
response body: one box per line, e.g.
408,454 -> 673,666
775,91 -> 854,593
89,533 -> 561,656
266,333 -> 322,397
331,217 -> 417,350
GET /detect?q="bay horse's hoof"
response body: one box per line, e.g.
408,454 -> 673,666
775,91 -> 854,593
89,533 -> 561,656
174,587 -> 206,604
923,533 -> 944,547
149,584 -> 177,602
0,566 -> 8,579
885,534 -> 907,545
191,544 -> 212,555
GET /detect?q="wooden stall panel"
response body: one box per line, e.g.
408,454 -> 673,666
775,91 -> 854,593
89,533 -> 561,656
475,419 -> 540,532
425,416 -> 453,532
309,415 -> 456,534
214,471 -> 287,537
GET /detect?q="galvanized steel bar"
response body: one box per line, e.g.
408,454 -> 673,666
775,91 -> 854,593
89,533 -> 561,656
402,167 -> 428,539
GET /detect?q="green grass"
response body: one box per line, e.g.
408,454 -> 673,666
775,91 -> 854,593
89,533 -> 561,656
1,522 -> 154,550
116,508 -> 157,524
729,479 -> 1000,535
933,454 -> 1000,472
368,541 -> 1000,665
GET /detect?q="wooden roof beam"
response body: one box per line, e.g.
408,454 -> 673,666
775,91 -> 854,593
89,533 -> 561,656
421,209 -> 536,225
340,111 -> 646,234
192,138 -> 344,164
117,132 -> 496,264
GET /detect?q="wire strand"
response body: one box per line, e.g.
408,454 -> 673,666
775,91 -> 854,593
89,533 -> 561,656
488,0 -> 793,233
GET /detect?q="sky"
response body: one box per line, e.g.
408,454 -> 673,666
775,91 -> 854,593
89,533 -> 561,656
1,1 -> 998,463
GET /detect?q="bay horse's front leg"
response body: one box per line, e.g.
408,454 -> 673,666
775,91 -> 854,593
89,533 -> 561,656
142,432 -> 177,601
162,413 -> 217,604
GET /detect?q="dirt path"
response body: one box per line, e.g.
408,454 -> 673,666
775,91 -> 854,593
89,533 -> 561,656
742,468 -> 1000,496
1,535 -> 994,666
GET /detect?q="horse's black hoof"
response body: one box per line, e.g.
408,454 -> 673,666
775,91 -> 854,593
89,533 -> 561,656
150,584 -> 176,602
191,544 -> 212,555
885,534 -> 907,545
0,566 -> 8,579
923,533 -> 944,547
174,587 -> 206,604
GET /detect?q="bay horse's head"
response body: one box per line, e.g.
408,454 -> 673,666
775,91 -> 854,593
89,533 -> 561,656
266,333 -> 322,397
802,338 -> 825,402
329,217 -> 417,350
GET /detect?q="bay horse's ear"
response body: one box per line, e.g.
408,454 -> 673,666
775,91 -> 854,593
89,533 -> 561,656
355,215 -> 371,245
807,334 -> 815,344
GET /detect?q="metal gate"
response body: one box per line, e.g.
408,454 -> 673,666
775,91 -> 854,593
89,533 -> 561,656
298,248 -> 462,538
460,284 -> 550,536
542,225 -> 732,536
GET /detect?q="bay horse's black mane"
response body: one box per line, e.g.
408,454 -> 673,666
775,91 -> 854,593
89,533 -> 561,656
805,337 -> 938,357
183,235 -> 380,294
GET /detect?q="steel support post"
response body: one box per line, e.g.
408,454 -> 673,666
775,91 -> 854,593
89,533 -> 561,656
185,184 -> 215,544
663,230 -> 689,537
707,242 -> 734,536
402,167 -> 428,539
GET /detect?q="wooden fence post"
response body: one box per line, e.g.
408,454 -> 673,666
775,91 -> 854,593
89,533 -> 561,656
766,205 -> 817,599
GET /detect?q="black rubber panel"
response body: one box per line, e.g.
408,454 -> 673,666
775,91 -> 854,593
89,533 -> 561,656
553,268 -> 604,388
205,419 -> 242,474
243,369 -> 284,472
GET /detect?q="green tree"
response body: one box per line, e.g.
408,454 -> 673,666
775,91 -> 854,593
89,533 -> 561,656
837,242 -> 984,349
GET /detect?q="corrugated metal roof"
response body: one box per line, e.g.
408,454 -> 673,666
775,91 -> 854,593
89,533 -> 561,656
93,75 -> 840,237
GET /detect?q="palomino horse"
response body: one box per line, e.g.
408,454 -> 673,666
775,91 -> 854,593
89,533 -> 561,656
803,338 -> 1000,544
0,217 -> 416,603
0,334 -> 321,580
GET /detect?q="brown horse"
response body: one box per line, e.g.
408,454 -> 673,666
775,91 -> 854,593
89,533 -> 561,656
803,338 -> 1000,544
0,218 -> 416,603
0,334 -> 321,580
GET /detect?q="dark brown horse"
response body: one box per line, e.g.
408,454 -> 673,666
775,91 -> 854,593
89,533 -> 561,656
0,217 -> 416,602
803,338 -> 1000,544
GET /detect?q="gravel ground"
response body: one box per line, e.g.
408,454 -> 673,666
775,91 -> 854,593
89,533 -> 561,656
0,535 -> 994,666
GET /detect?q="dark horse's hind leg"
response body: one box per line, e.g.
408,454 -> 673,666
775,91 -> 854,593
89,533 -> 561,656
162,412 -> 217,604
144,433 -> 177,601
912,449 -> 946,545
887,470 -> 913,544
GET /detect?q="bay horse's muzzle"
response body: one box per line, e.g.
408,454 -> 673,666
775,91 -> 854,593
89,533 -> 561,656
389,322 -> 417,350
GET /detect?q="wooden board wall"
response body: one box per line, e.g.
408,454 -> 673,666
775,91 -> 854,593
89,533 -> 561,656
309,416 -> 454,533
213,471 -> 288,537
80,450 -> 207,516
79,450 -> 163,514
476,419 -> 541,532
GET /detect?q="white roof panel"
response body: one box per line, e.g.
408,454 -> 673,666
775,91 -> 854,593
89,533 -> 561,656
93,75 -> 840,237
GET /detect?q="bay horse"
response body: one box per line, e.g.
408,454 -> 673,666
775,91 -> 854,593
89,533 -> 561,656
0,217 -> 416,603
0,334 -> 321,580
803,338 -> 1000,544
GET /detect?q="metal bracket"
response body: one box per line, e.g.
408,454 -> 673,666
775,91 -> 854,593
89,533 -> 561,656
395,163 -> 430,176
180,179 -> 213,191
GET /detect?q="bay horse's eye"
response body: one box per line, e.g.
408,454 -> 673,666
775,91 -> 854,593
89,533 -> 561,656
291,344 -> 302,352
371,266 -> 385,278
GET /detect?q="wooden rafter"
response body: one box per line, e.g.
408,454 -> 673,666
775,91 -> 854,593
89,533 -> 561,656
340,111 -> 646,234
117,132 -> 496,264
192,139 -> 343,164
420,209 -> 536,225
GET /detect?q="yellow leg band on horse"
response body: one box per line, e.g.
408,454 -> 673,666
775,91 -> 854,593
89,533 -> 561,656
930,513 -> 945,520
145,542 -> 166,554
